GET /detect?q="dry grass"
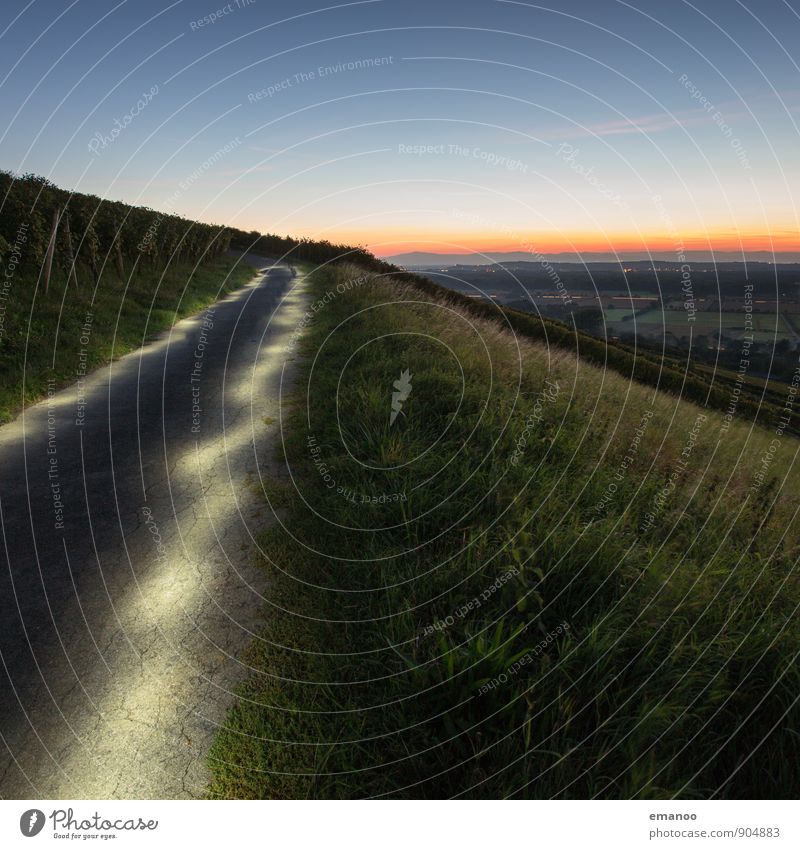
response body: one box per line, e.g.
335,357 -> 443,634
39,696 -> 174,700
209,263 -> 800,799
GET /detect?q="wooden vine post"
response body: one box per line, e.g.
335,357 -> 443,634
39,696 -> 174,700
43,207 -> 60,295
63,211 -> 79,289
113,217 -> 125,278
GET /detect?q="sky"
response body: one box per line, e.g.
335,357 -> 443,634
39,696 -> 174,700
1,0 -> 799,259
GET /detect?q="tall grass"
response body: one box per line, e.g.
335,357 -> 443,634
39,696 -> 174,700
209,264 -> 800,799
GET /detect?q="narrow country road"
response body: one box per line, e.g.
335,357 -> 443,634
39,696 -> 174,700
0,258 -> 307,798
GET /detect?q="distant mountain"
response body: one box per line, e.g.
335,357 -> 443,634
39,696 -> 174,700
383,250 -> 800,267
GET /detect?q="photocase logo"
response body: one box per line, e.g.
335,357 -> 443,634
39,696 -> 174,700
390,369 -> 412,426
19,809 -> 45,837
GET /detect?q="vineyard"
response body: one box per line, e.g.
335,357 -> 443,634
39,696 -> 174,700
0,172 -> 405,422
0,171 -> 233,288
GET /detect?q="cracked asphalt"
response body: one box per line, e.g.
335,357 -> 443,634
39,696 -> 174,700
0,258 -> 307,799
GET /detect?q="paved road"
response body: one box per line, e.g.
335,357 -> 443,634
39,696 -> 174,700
0,258 -> 307,798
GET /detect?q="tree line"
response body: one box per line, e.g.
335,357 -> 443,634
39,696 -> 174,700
229,229 -> 386,268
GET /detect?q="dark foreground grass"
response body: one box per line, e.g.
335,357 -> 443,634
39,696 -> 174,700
0,253 -> 256,422
209,264 -> 800,799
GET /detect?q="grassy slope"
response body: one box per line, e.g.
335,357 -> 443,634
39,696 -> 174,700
209,264 -> 800,799
0,254 -> 256,422
402,285 -> 790,434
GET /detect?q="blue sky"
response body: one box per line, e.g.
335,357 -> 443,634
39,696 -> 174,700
1,0 -> 799,256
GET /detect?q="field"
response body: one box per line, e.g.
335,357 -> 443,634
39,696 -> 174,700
208,263 -> 800,799
603,306 -> 794,344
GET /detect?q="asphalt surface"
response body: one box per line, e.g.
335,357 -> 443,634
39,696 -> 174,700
0,258 -> 307,799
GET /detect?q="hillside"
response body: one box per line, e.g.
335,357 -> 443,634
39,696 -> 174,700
3,171 -> 798,798
208,263 -> 800,799
0,172 -> 381,422
0,172 -> 254,422
2,172 -> 788,432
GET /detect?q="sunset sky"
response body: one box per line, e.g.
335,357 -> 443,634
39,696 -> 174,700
1,0 -> 798,259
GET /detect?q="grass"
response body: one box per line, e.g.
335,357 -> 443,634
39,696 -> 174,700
0,253 -> 256,422
208,263 -> 800,799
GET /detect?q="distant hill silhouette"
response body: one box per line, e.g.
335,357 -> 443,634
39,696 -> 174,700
384,250 -> 800,267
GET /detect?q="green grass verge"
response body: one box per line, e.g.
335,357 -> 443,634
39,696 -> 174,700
0,253 -> 256,422
208,263 -> 800,799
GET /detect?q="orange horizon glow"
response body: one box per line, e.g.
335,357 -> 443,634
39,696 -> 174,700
309,229 -> 800,257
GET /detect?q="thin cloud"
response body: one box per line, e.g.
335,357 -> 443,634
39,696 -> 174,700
553,109 -> 704,140
549,89 -> 800,141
